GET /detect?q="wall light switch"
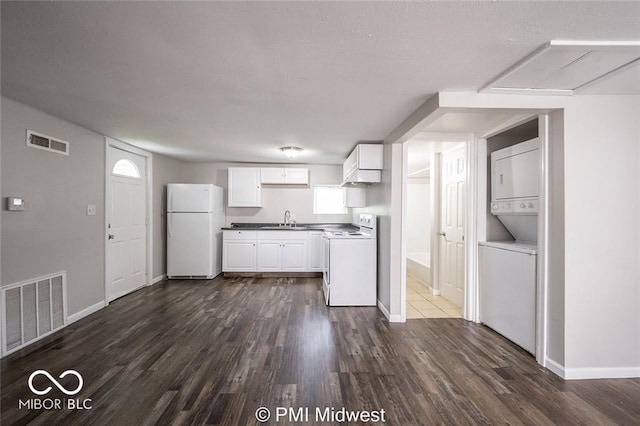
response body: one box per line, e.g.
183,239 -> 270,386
87,204 -> 97,216
7,197 -> 25,211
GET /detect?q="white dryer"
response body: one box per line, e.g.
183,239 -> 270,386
480,137 -> 540,354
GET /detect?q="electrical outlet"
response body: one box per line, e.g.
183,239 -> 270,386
87,204 -> 97,216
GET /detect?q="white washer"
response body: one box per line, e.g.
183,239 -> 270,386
479,241 -> 537,354
322,214 -> 377,306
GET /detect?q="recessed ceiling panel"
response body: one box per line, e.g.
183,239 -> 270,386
496,48 -> 591,88
482,41 -> 640,95
579,60 -> 640,94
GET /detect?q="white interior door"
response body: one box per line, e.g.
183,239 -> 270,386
440,145 -> 466,307
107,147 -> 147,302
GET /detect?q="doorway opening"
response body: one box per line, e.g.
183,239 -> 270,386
404,138 -> 468,319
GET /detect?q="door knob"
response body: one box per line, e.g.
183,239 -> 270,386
439,232 -> 446,237
108,234 -> 115,240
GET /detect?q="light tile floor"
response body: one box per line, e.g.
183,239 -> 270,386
406,274 -> 463,319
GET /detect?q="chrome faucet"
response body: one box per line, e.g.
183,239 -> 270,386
283,210 -> 291,227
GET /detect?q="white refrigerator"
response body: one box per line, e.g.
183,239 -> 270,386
167,184 -> 225,279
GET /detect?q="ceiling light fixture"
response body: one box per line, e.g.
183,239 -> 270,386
280,146 -> 303,158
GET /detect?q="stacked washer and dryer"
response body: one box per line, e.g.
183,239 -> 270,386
479,137 -> 540,354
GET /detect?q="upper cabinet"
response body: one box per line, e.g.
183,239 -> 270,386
260,168 -> 309,185
342,144 -> 383,185
228,167 -> 262,207
344,187 -> 366,208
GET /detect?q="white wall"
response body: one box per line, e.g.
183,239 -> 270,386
180,162 -> 352,225
1,97 -> 105,316
406,178 -> 430,255
563,95 -> 640,374
360,143 -> 394,314
1,97 -> 183,319
152,154 -> 184,279
546,109 -> 565,367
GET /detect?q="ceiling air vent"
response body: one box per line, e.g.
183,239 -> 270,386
26,130 -> 70,155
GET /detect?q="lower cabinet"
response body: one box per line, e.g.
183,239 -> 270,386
223,231 -> 257,272
282,240 -> 307,271
257,241 -> 282,271
308,231 -> 324,271
257,235 -> 307,272
224,230 -> 313,273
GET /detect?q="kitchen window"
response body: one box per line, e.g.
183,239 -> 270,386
313,186 -> 346,215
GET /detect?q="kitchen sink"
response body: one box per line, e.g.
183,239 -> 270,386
260,225 -> 307,230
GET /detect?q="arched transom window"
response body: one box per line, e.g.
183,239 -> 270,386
112,159 -> 141,178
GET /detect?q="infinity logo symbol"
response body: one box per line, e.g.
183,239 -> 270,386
28,370 -> 84,396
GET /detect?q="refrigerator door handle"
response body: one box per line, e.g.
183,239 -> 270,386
168,187 -> 173,212
168,214 -> 173,238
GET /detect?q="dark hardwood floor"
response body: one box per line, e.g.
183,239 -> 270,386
2,277 -> 639,425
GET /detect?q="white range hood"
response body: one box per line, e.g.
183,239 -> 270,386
341,144 -> 383,187
341,170 -> 381,187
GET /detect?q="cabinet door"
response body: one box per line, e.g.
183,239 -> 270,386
258,240 -> 282,271
283,240 -> 308,271
343,149 -> 358,180
308,233 -> 324,270
223,240 -> 257,271
357,144 -> 384,170
344,187 -> 366,208
260,168 -> 285,184
228,168 -> 261,207
283,168 -> 309,184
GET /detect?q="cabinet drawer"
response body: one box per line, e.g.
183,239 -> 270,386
223,230 -> 257,240
258,230 -> 308,240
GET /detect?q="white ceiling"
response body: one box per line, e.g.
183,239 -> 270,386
2,2 -> 640,164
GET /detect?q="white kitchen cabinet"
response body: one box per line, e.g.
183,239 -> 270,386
284,168 -> 309,184
308,231 -> 324,270
223,241 -> 257,271
344,187 -> 366,208
228,167 -> 261,207
257,231 -> 308,271
260,168 -> 309,185
343,144 -> 384,180
282,240 -> 307,270
257,240 -> 283,271
223,230 -> 257,272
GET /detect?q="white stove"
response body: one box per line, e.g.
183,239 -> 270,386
324,214 -> 376,239
322,214 -> 377,306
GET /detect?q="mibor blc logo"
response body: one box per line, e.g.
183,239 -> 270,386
19,369 -> 92,411
28,370 -> 83,395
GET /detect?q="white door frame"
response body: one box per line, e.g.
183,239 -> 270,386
400,133 -> 477,322
104,137 -> 153,305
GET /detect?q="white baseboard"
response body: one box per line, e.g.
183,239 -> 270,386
377,300 -> 404,323
150,274 -> 166,285
67,301 -> 105,324
564,366 -> 640,380
545,357 -> 640,380
545,357 -> 565,379
431,288 -> 440,296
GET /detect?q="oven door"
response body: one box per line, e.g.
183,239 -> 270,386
322,235 -> 330,304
